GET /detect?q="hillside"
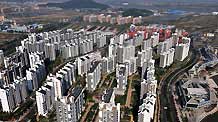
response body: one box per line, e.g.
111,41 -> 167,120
46,0 -> 109,9
0,0 -> 69,3
122,8 -> 153,17
94,0 -> 218,9
95,0 -> 218,5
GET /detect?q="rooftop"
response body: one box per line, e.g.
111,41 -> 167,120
102,89 -> 114,103
88,61 -> 100,73
38,89 -> 46,94
44,85 -> 52,90
72,87 -> 83,100
187,88 -> 208,95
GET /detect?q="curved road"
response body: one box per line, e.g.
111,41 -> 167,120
158,49 -> 200,122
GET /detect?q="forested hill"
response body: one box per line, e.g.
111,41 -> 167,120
45,0 -> 109,9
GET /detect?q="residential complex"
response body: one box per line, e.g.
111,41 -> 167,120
0,23 -> 192,122
83,14 -> 143,25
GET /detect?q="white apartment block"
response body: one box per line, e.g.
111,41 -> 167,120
147,59 -> 155,69
36,89 -> 48,116
174,44 -> 190,61
97,34 -> 107,48
124,57 -> 137,75
158,37 -> 173,54
115,64 -> 128,95
102,56 -> 116,74
10,82 -> 22,106
83,15 -> 89,22
61,43 -> 79,59
141,59 -> 155,81
26,60 -> 46,91
110,36 -> 119,44
137,48 -> 152,67
131,32 -> 144,47
61,45 -> 71,59
54,61 -> 76,98
138,94 -> 156,122
140,79 -> 157,100
117,45 -> 135,63
86,62 -> 102,91
79,39 -> 93,55
26,69 -> 38,91
174,37 -> 190,61
15,77 -> 28,102
142,38 -> 152,50
151,32 -> 159,47
56,87 -> 85,122
172,33 -> 179,46
0,76 -> 28,112
36,83 -> 55,116
166,48 -> 175,66
64,62 -> 76,83
99,89 -> 120,122
0,86 -> 16,112
108,44 -> 117,57
118,34 -> 128,45
29,52 -> 42,68
0,50 -> 4,67
57,70 -> 71,90
44,43 -> 56,61
52,76 -> 63,100
77,55 -> 91,75
147,68 -> 155,81
159,52 -> 168,68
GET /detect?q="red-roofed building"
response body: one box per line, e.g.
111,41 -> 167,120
143,30 -> 148,39
128,32 -> 137,38
165,29 -> 171,39
182,32 -> 189,37
178,36 -> 183,44
159,29 -> 165,42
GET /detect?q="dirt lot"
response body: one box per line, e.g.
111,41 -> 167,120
0,32 -> 26,55
12,10 -> 84,24
173,15 -> 218,33
0,32 -> 22,44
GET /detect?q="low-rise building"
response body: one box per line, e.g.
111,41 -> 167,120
176,79 -> 211,108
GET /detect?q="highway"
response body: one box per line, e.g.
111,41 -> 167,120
158,49 -> 200,122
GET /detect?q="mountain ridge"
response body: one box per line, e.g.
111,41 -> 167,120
94,0 -> 218,5
45,0 -> 109,9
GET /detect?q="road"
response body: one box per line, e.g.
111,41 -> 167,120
126,78 -> 133,107
158,49 -> 200,122
18,102 -> 36,121
80,102 -> 94,122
